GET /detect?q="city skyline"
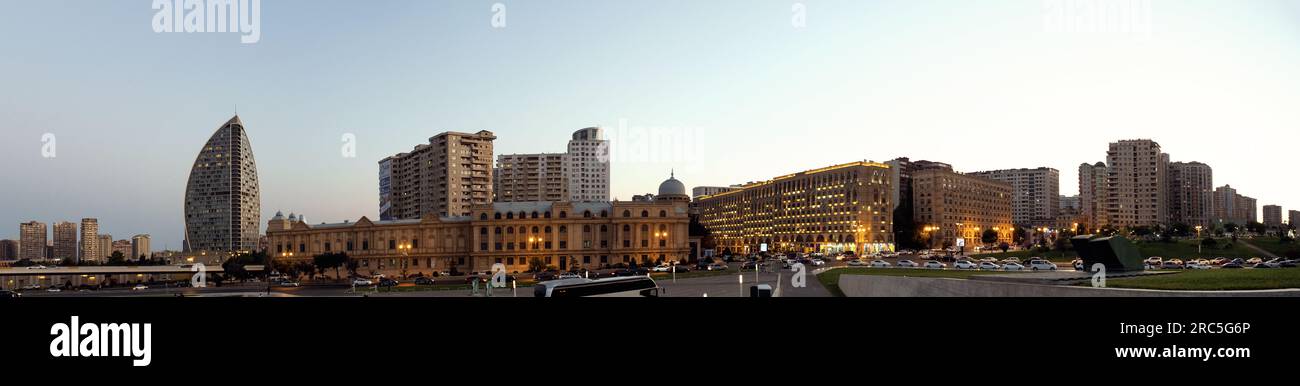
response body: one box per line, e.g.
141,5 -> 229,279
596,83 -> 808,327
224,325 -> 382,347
3,1 -> 1300,245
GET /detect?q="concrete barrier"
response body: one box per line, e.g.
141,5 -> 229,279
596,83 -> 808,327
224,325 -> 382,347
838,275 -> 1300,297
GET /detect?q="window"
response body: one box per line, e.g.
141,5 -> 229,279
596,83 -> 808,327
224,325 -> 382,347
346,241 -> 353,251
362,240 -> 369,250
584,210 -> 592,218
506,212 -> 514,219
412,239 -> 419,248
544,211 -> 552,219
531,211 -> 538,219
623,210 -> 631,217
659,210 -> 667,217
600,211 -> 608,218
641,210 -> 649,217
560,211 -> 567,218
480,213 -> 488,221
494,212 -> 502,220
389,240 -> 396,250
324,242 -> 331,251
299,244 -> 306,253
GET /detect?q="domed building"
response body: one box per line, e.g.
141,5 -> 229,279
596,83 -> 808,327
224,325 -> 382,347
655,171 -> 690,203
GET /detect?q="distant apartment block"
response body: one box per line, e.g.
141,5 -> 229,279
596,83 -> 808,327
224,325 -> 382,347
1167,161 -> 1213,228
80,218 -> 99,262
1078,162 -> 1108,230
968,167 -> 1059,228
913,168 -> 1014,248
1105,140 -> 1167,228
692,186 -> 741,198
52,221 -> 78,262
1263,205 -> 1283,227
565,127 -> 610,202
0,239 -> 18,260
494,153 -> 567,202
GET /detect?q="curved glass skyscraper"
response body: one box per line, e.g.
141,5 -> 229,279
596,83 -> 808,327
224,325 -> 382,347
184,115 -> 261,253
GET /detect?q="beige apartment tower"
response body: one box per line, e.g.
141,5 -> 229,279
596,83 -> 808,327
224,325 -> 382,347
52,221 -> 78,262
696,161 -> 896,255
380,131 -> 495,220
79,218 -> 99,263
1104,140 -> 1167,228
1167,161 -> 1213,228
98,235 -> 113,260
19,221 -> 47,260
1263,205 -> 1283,227
494,153 -> 567,202
968,167 -> 1059,228
1078,162 -> 1108,230
565,127 -> 610,202
132,234 -> 152,260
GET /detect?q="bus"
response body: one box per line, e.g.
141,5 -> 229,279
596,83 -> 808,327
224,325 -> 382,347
533,276 -> 661,298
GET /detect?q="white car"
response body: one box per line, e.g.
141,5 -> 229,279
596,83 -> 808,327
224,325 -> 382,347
1185,261 -> 1211,269
896,260 -> 918,268
869,260 -> 892,268
1001,257 -> 1022,264
558,272 -> 584,279
809,259 -> 826,267
923,261 -> 947,269
351,278 -> 373,286
46,287 -> 62,292
131,284 -> 149,291
847,260 -> 868,267
954,260 -> 979,270
651,265 -> 672,272
978,262 -> 1002,270
26,265 -> 47,270
1002,262 -> 1025,271
1027,260 -> 1058,271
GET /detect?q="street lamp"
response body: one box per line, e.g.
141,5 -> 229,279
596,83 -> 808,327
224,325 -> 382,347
1195,225 -> 1204,254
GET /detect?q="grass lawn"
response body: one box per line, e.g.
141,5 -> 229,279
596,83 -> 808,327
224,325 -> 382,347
1105,268 -> 1300,291
1242,237 -> 1300,258
816,268 -> 1020,297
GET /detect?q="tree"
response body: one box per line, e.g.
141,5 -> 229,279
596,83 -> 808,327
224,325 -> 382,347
1224,223 -> 1240,234
1169,223 -> 1191,238
1013,227 -> 1027,245
107,251 -> 127,266
295,261 -> 316,280
313,253 -> 349,280
1246,221 -> 1267,235
981,229 -> 999,245
528,257 -> 547,273
998,243 -> 1010,253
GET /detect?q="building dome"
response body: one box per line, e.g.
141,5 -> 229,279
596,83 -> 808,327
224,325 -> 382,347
658,171 -> 686,197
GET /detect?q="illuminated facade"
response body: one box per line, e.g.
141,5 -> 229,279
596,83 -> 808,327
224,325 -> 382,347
695,161 -> 895,255
912,168 -> 1013,250
267,176 -> 689,276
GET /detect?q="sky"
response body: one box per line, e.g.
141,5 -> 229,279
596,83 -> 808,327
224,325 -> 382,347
2,0 -> 1298,247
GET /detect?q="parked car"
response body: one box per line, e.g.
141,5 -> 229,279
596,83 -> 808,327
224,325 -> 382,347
896,260 -> 918,268
1279,260 -> 1298,268
131,284 -> 149,291
979,257 -> 999,263
923,261 -> 947,269
0,290 -> 20,298
1002,262 -> 1025,271
275,280 -> 301,287
1028,260 -> 1058,271
1246,257 -> 1264,265
351,278 -> 373,286
651,265 -> 672,272
1263,259 -> 1283,268
1162,260 -> 1184,269
1221,262 -> 1243,269
1185,261 -> 1210,269
847,259 -> 867,267
978,262 -> 1001,270
808,259 -> 826,267
558,272 -> 584,280
378,278 -> 399,287
706,263 -> 729,271
1144,257 -> 1163,267
414,277 -> 435,285
1252,263 -> 1273,269
1000,257 -> 1021,264
954,260 -> 979,270
869,260 -> 891,268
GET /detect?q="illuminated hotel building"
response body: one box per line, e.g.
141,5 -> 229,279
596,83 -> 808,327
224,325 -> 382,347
912,168 -> 1013,249
695,161 -> 894,255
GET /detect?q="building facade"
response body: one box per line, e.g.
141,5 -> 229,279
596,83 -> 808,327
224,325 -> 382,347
968,167 -> 1059,228
564,127 -> 610,202
111,239 -> 134,258
98,235 -> 113,260
1078,162 -> 1108,230
1289,211 -> 1299,229
696,161 -> 895,256
691,186 -> 741,199
1167,161 -> 1213,228
494,153 -> 567,202
52,221 -> 78,262
380,130 -> 495,220
268,177 -> 689,277
1263,205 -> 1283,227
1213,185 -> 1257,226
19,221 -> 47,260
0,240 -> 18,260
184,115 -> 262,253
132,234 -> 152,260
912,168 -> 1014,250
1104,140 -> 1167,228
79,218 -> 99,263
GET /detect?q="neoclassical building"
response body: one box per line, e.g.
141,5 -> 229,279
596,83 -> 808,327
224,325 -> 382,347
266,175 -> 690,277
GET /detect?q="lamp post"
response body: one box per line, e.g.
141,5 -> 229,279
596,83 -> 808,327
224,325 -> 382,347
1195,225 -> 1204,255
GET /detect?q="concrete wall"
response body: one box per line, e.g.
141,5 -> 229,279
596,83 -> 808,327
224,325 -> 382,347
839,275 -> 1300,297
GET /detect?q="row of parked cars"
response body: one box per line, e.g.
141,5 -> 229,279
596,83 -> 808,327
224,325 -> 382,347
1144,256 -> 1299,269
845,257 -> 1060,271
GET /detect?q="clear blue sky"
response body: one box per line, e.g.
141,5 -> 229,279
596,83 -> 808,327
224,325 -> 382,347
3,0 -> 1299,247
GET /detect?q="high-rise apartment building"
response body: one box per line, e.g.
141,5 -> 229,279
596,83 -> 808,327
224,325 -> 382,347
1213,185 -> 1257,226
564,127 -> 610,202
494,153 -> 567,202
380,130 -> 495,220
132,234 -> 152,260
80,218 -> 99,263
1263,205 -> 1283,227
1078,162 -> 1108,230
968,168 -> 1059,228
184,115 -> 262,253
1104,140 -> 1166,228
98,235 -> 113,259
1167,161 -> 1213,228
1289,210 -> 1299,229
19,221 -> 47,260
52,221 -> 78,262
